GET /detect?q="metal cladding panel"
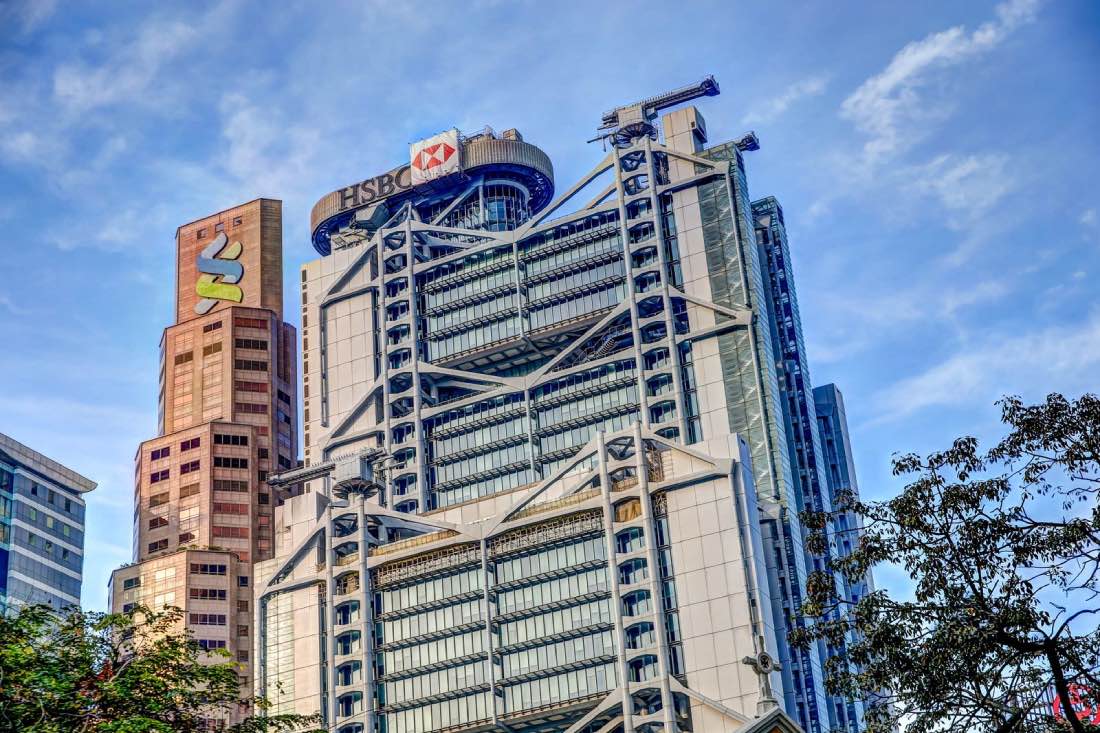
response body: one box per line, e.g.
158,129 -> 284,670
309,135 -> 554,254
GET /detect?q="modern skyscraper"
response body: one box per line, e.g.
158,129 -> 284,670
0,431 -> 96,612
813,384 -> 874,732
255,78 -> 868,733
110,199 -> 298,725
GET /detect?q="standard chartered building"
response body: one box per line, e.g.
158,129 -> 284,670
255,78 -> 871,733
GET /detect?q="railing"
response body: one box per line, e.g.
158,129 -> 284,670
369,530 -> 459,557
510,488 -> 601,521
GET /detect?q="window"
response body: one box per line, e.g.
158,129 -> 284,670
258,493 -> 269,505
232,216 -> 242,227
198,639 -> 226,650
174,352 -> 194,365
237,650 -> 249,662
122,577 -> 141,590
203,321 -> 222,333
214,457 -> 248,469
191,563 -> 228,575
237,600 -> 249,613
148,516 -> 169,530
149,469 -> 169,483
235,338 -> 268,350
238,576 -> 249,587
235,381 -> 267,393
212,526 -> 249,539
180,437 -> 201,451
179,532 -> 195,544
180,460 -> 200,474
190,588 -> 227,601
64,498 -> 72,512
214,434 -> 248,446
235,402 -> 268,415
237,625 -> 248,637
235,359 -> 267,371
151,447 -> 170,461
122,602 -> 136,613
148,539 -> 168,553
180,483 -> 200,499
202,342 -> 223,356
214,222 -> 224,233
214,479 -> 248,492
258,448 -> 269,459
48,489 -> 56,504
149,492 -> 169,507
214,502 -> 248,515
196,228 -> 207,238
189,613 -> 227,626
277,389 -> 291,404
235,317 -> 267,329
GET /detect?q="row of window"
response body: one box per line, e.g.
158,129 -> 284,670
378,568 -> 481,615
194,217 -> 242,239
526,260 -> 623,304
535,382 -> 639,428
500,630 -> 614,679
501,661 -> 616,713
498,599 -> 612,648
381,691 -> 490,732
190,588 -> 227,601
527,282 -> 624,330
380,660 -> 487,707
522,232 -> 620,278
432,415 -> 527,461
426,314 -> 519,362
380,629 -> 484,677
431,466 -> 536,510
425,289 -> 516,334
382,599 -> 481,645
433,443 -> 527,486
496,567 -> 608,615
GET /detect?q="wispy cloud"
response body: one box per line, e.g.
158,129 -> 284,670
872,309 -> 1100,421
742,75 -> 829,126
841,0 -> 1040,171
903,153 -> 1021,264
52,18 -> 198,113
3,0 -> 57,34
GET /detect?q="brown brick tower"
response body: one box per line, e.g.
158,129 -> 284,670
110,199 -> 297,726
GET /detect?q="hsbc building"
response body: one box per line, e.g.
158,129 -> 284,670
256,80 -> 873,733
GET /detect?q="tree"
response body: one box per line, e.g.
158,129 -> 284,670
792,393 -> 1100,732
0,604 -> 321,733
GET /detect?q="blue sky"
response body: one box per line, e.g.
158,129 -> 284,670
0,0 -> 1097,612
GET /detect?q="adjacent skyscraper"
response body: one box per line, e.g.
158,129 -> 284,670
0,431 -> 95,612
110,199 -> 298,726
253,78 -> 870,733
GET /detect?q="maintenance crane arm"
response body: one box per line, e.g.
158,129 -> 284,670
599,75 -> 720,129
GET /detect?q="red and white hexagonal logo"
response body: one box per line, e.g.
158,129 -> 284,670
410,130 -> 460,185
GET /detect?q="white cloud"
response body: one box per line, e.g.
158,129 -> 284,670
873,309 -> 1100,421
7,0 -> 57,33
903,153 -> 1021,264
52,18 -> 197,113
910,153 -> 1017,217
841,0 -> 1039,170
742,75 -> 829,126
1082,208 -> 1097,227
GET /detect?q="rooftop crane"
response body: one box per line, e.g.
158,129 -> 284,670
595,75 -> 720,147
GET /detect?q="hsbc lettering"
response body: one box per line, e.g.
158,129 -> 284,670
337,165 -> 413,212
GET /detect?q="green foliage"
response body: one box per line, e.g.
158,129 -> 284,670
792,394 -> 1100,733
0,604 -> 321,733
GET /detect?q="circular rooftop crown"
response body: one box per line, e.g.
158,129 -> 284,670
310,132 -> 554,255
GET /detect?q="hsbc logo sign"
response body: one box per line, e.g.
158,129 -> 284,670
410,129 -> 461,185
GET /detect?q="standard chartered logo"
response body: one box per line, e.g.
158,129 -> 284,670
194,232 -> 244,314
